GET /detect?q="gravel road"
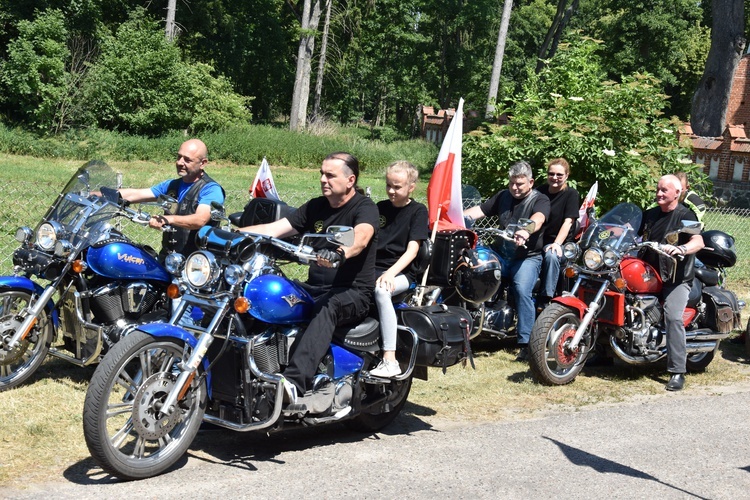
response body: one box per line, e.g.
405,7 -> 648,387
7,382 -> 750,499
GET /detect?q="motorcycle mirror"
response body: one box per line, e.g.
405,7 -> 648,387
517,218 -> 536,234
326,225 -> 355,247
679,220 -> 702,235
210,201 -> 226,222
157,194 -> 178,215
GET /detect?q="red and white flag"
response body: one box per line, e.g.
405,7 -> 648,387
576,181 -> 598,238
427,98 -> 465,231
250,157 -> 280,200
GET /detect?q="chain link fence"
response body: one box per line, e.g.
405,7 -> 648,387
2,178 -> 749,286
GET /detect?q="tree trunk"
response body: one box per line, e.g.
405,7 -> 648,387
312,0 -> 332,123
691,0 -> 746,137
536,0 -> 578,73
290,0 -> 322,132
165,0 -> 177,41
485,0 -> 513,119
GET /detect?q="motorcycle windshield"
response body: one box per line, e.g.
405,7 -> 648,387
579,202 -> 642,253
39,160 -> 122,247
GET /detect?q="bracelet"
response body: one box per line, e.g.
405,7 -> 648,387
678,245 -> 687,255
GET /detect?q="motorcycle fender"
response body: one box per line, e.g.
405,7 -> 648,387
551,296 -> 586,319
0,276 -> 59,327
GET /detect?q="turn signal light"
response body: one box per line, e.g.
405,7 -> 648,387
564,266 -> 578,279
71,260 -> 86,273
234,297 -> 250,314
613,278 -> 627,291
167,284 -> 182,299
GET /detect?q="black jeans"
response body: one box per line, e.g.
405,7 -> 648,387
283,283 -> 372,393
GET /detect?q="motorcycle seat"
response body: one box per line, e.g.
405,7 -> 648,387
335,317 -> 380,350
695,267 -> 720,287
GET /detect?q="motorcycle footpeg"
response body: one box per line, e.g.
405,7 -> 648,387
283,403 -> 309,415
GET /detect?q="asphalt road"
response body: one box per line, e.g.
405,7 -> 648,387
7,383 -> 750,499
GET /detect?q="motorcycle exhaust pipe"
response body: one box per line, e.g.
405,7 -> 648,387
685,341 -> 717,353
684,329 -> 728,341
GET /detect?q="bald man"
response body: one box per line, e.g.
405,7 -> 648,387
638,174 -> 704,391
119,138 -> 225,258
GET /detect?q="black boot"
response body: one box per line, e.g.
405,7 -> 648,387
665,373 -> 685,391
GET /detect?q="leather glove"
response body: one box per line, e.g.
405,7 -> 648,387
316,248 -> 346,268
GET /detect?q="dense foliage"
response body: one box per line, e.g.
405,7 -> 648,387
462,37 -> 705,211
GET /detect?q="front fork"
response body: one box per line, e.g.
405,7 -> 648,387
560,277 -> 609,351
4,285 -> 56,350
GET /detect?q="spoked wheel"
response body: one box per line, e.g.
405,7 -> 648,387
83,331 -> 207,480
0,289 -> 52,391
345,375 -> 413,432
529,303 -> 589,385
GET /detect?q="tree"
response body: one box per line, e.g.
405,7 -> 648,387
486,0 -> 513,119
289,0 -> 323,131
691,0 -> 746,137
536,0 -> 578,72
463,37 -> 699,210
312,0 -> 332,122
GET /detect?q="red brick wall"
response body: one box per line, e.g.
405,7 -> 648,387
727,55 -> 750,127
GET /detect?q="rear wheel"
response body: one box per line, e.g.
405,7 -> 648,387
83,331 -> 206,480
0,290 -> 52,391
346,375 -> 413,432
529,303 -> 589,385
685,346 -> 716,372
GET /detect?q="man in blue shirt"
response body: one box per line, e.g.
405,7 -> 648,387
119,138 -> 225,258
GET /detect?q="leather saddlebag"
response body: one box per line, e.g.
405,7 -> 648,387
399,304 -> 473,371
702,286 -> 741,333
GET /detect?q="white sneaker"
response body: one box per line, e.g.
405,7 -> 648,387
370,359 -> 401,378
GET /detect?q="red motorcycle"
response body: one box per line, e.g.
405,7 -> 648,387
529,202 -> 743,385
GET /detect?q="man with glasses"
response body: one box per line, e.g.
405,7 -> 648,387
118,138 -> 225,259
464,161 -> 550,361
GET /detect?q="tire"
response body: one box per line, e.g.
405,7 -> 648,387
0,289 -> 53,391
529,303 -> 589,385
345,375 -> 413,432
744,317 -> 750,359
83,331 -> 207,480
686,346 -> 716,372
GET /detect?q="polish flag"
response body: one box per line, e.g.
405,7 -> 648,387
427,98 -> 465,231
250,157 -> 280,200
576,181 -> 598,238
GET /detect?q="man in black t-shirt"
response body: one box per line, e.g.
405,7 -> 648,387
463,160 -> 550,361
241,152 -> 378,409
638,174 -> 704,392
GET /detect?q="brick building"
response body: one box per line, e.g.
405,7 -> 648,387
684,54 -> 750,207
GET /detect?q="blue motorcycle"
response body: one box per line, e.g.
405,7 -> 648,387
82,220 -> 474,480
0,160 -> 172,390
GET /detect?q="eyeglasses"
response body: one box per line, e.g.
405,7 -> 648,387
547,172 -> 565,178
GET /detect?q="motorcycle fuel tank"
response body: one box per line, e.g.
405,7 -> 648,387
87,242 -> 170,282
620,256 -> 662,294
244,274 -> 314,324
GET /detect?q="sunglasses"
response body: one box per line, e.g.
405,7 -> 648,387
547,172 -> 565,178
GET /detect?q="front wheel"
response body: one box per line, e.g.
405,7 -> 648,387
0,289 -> 53,391
83,331 -> 207,481
529,303 -> 589,385
345,375 -> 413,432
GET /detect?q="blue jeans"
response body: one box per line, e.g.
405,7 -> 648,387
540,250 -> 566,298
499,254 -> 542,345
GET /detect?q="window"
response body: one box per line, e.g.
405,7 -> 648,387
709,156 -> 719,180
733,158 -> 745,182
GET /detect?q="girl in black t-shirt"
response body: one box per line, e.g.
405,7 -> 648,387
371,161 -> 429,377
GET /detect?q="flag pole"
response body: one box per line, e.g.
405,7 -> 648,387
414,204 -> 443,306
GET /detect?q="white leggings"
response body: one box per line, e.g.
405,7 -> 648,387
373,273 -> 411,351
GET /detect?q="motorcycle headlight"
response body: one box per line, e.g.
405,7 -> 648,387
165,253 -> 185,275
562,242 -> 580,260
54,239 -> 74,258
36,222 -> 63,251
224,264 -> 246,285
184,252 -> 220,288
15,226 -> 33,244
602,249 -> 620,267
583,248 -> 604,270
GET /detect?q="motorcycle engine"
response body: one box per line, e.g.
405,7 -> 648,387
87,282 -> 161,323
481,299 -> 515,337
251,326 -> 300,374
627,295 -> 663,349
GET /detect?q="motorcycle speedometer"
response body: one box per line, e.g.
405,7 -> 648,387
36,222 -> 61,251
583,248 -> 604,270
184,251 -> 220,288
